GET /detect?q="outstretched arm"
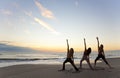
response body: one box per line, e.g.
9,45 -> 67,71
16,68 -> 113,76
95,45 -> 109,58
96,37 -> 99,50
66,39 -> 69,53
84,38 -> 87,51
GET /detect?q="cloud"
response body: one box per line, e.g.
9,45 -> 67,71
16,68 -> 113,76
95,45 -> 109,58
0,9 -> 12,15
24,11 -> 33,17
34,0 -> 55,19
34,17 -> 60,35
24,11 -> 60,35
0,41 -> 12,44
0,43 -> 38,52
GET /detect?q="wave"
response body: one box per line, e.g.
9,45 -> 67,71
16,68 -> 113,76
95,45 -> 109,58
0,58 -> 63,63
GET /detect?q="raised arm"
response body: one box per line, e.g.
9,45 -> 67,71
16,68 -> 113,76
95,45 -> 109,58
84,38 -> 87,51
96,37 -> 99,50
66,39 -> 69,53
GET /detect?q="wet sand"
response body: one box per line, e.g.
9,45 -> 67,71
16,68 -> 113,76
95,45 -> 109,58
0,58 -> 120,78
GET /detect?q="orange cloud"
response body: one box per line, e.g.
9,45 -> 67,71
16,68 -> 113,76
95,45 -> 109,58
34,17 -> 59,35
24,11 -> 60,35
34,0 -> 55,19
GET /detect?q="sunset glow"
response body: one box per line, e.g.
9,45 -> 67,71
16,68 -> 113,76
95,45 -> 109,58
0,0 -> 120,52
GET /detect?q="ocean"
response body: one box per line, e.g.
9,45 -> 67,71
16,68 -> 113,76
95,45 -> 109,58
0,50 -> 120,68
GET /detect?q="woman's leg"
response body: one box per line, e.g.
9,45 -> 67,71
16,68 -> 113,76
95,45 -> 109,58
94,55 -> 100,67
62,59 -> 68,70
86,59 -> 93,70
102,56 -> 111,68
80,58 -> 84,69
70,59 -> 79,71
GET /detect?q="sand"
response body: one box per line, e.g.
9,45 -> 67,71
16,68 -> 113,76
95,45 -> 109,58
0,58 -> 120,78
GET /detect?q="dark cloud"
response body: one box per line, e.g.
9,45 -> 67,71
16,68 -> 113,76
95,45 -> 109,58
0,43 -> 39,53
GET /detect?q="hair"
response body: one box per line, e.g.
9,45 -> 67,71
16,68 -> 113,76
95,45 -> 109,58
87,47 -> 91,55
70,48 -> 74,52
100,44 -> 104,48
69,48 -> 74,56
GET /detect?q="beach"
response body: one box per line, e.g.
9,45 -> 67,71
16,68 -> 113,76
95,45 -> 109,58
0,58 -> 120,78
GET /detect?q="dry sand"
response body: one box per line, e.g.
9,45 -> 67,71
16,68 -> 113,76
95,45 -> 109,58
0,58 -> 120,78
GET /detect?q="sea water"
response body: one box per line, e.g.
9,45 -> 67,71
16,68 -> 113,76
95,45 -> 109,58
0,50 -> 120,68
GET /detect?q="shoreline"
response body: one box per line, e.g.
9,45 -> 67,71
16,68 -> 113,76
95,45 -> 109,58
0,57 -> 119,68
0,58 -> 120,78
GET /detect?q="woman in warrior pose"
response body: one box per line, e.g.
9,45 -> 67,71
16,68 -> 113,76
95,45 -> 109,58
80,38 -> 93,70
94,37 -> 111,68
61,39 -> 79,71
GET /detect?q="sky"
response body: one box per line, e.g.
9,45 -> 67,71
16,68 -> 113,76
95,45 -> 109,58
0,0 -> 120,52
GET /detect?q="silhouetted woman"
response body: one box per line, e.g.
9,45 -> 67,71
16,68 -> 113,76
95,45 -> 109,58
80,38 -> 93,70
94,37 -> 111,68
61,39 -> 78,71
